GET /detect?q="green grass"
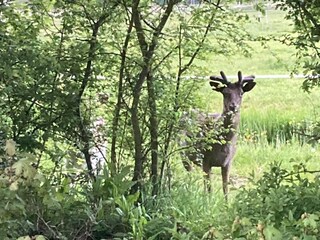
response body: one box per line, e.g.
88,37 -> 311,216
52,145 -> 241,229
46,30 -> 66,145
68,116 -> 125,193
240,78 -> 320,140
202,40 -> 297,75
198,77 -> 320,143
192,9 -> 297,75
244,9 -> 294,38
235,140 -> 320,176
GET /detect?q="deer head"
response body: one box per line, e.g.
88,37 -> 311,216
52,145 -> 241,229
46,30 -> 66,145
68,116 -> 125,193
209,71 -> 256,114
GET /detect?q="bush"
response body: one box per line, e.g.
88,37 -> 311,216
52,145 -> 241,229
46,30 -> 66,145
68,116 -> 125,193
230,162 -> 320,239
0,140 -> 148,239
3,139 -> 320,239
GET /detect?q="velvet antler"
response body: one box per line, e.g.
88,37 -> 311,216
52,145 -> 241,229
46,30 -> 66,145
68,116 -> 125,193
209,71 -> 230,85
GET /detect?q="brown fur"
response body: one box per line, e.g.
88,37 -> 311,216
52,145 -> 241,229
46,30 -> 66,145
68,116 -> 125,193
180,71 -> 256,200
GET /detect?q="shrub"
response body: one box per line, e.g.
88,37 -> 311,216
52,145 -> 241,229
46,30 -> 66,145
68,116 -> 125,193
230,162 -> 320,239
0,140 -> 148,239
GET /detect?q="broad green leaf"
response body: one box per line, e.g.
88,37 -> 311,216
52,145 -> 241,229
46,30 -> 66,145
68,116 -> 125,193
35,235 -> 46,240
17,236 -> 31,240
263,226 -> 282,240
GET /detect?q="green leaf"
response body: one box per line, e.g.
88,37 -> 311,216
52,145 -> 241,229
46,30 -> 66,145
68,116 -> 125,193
17,236 -> 32,240
263,226 -> 282,240
35,235 -> 46,240
115,207 -> 124,216
12,154 -> 36,179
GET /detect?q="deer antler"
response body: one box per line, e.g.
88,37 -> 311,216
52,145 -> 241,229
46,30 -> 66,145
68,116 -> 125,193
237,71 -> 256,85
209,71 -> 230,85
237,70 -> 255,85
238,71 -> 243,84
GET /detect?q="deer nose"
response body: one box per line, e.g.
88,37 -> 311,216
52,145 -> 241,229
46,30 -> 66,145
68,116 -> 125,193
229,105 -> 236,112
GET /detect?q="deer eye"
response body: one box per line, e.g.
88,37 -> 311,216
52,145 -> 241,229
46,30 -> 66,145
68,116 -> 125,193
223,92 -> 231,98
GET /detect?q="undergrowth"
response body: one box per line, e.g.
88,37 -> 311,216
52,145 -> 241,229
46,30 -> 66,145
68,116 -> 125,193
230,162 -> 320,240
3,140 -> 320,239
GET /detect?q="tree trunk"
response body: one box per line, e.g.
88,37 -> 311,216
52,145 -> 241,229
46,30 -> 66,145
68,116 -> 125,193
77,17 -> 107,178
110,10 -> 134,175
146,72 -> 159,196
130,0 -> 176,194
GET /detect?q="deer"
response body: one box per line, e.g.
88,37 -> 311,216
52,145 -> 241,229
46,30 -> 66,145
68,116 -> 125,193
180,71 -> 256,200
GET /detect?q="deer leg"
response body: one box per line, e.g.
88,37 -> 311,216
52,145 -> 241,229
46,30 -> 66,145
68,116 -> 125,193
182,151 -> 196,171
221,165 -> 230,201
203,162 -> 212,192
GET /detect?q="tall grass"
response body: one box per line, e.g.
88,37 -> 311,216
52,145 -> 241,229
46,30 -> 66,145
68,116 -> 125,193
145,168 -> 230,239
194,8 -> 320,142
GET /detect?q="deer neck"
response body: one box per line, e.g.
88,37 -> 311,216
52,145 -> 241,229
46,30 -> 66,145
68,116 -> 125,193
221,110 -> 240,141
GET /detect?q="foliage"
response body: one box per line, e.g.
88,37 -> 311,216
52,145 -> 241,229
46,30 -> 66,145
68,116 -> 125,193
0,140 -> 149,239
0,0 -> 253,197
0,0 -> 257,238
3,141 -> 320,239
2,0 -> 320,239
272,0 -> 320,91
0,140 -> 42,239
230,162 -> 320,239
270,0 -> 320,145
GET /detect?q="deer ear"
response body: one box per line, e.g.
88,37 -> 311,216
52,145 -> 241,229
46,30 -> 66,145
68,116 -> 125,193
209,81 -> 225,92
242,81 -> 256,92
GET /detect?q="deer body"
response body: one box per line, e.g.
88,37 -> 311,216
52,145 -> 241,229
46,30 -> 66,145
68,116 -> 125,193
181,71 -> 256,200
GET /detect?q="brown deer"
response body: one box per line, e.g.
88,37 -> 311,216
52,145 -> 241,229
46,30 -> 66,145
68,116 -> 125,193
180,71 -> 256,200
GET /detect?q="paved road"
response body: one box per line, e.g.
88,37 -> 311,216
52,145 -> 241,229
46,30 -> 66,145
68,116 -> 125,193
183,74 -> 306,80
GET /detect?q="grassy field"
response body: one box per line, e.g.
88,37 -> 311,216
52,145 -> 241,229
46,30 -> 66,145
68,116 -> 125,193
200,9 -> 297,75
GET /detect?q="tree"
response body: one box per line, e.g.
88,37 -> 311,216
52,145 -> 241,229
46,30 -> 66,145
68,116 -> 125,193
114,0 -> 252,196
0,0 -> 122,173
0,0 -> 251,196
0,0 -> 256,237
274,0 -> 320,91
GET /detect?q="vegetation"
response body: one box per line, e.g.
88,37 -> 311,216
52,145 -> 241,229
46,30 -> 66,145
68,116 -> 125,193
274,0 -> 320,92
1,0 -> 320,239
